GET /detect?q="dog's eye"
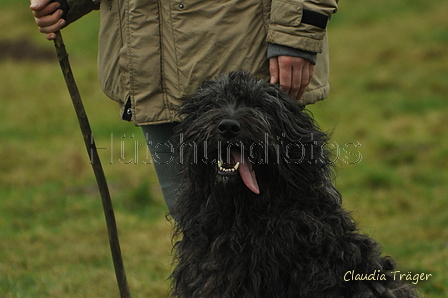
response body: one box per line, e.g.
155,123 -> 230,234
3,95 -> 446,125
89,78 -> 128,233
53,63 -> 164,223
201,80 -> 214,87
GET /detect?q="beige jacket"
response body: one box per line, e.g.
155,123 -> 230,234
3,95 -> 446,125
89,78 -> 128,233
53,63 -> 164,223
66,0 -> 338,125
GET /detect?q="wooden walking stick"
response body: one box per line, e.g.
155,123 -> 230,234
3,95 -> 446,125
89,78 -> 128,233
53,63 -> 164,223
53,27 -> 132,298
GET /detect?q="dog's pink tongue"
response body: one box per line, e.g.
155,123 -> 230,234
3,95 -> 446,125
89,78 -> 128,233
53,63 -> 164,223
231,149 -> 260,194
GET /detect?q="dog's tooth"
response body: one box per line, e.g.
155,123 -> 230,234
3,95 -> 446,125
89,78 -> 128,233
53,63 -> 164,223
218,162 -> 240,173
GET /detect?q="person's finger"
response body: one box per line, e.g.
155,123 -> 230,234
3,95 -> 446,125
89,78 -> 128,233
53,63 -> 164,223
309,62 -> 314,80
38,18 -> 66,34
277,56 -> 293,94
30,0 -> 54,12
35,9 -> 64,27
32,2 -> 60,18
296,66 -> 309,100
269,57 -> 279,84
45,32 -> 57,40
289,63 -> 304,99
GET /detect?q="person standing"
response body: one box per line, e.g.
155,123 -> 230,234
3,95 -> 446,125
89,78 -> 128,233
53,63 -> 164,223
30,0 -> 339,211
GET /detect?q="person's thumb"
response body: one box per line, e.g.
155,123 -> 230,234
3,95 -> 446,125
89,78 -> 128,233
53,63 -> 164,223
269,57 -> 279,84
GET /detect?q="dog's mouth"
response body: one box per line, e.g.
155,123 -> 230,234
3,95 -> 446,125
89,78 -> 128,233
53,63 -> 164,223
217,148 -> 260,194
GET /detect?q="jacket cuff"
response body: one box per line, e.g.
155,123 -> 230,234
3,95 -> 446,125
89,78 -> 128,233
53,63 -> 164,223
65,0 -> 100,25
267,0 -> 337,53
267,43 -> 317,65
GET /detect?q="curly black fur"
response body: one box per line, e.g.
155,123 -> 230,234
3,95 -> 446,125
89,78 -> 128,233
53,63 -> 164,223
171,71 -> 420,298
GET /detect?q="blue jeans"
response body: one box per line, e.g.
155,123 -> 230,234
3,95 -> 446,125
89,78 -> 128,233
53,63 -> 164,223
141,123 -> 179,213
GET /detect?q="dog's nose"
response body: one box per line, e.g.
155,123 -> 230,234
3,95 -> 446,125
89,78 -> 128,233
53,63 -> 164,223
218,119 -> 240,138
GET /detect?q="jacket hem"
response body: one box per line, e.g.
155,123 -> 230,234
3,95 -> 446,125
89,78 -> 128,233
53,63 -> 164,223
300,85 -> 330,105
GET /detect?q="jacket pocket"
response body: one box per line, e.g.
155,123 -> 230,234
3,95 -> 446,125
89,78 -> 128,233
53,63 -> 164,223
270,0 -> 303,27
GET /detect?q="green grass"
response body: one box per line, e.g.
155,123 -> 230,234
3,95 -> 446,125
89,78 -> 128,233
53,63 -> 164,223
1,0 -> 447,297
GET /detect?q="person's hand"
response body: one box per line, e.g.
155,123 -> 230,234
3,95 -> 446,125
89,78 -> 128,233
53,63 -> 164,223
30,0 -> 66,40
269,56 -> 314,101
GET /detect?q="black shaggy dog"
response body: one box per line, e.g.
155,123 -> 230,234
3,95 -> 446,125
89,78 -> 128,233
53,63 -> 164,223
171,71 -> 420,298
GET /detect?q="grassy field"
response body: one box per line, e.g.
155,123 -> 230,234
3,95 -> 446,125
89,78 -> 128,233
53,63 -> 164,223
1,0 -> 447,297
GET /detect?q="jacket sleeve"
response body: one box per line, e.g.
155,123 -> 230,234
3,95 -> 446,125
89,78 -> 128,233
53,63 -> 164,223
267,0 -> 339,53
65,0 -> 100,25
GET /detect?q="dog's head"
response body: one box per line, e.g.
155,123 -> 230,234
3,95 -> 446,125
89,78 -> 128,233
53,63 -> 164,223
175,71 -> 332,197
